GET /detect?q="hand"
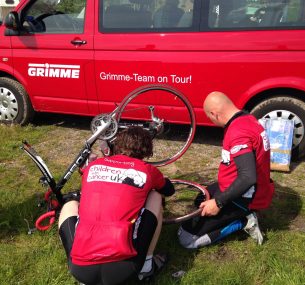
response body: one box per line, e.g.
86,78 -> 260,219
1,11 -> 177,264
199,199 -> 221,216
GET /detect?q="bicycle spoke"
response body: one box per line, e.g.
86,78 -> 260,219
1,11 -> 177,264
116,85 -> 196,166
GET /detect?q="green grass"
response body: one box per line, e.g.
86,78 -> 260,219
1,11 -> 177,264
1,116 -> 305,285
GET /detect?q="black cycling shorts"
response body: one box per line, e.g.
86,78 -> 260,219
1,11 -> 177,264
59,208 -> 157,285
182,182 -> 251,237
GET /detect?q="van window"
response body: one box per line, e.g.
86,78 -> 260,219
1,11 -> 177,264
207,0 -> 305,30
21,0 -> 86,34
100,0 -> 198,31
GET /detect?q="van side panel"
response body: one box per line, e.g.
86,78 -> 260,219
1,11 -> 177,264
93,30 -> 305,125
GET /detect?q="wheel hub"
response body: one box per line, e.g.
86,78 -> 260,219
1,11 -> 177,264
1,99 -> 9,108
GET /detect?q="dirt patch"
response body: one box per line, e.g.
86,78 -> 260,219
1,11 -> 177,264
289,215 -> 305,232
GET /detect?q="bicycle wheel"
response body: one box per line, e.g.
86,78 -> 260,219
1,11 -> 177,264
115,84 -> 196,166
163,179 -> 210,225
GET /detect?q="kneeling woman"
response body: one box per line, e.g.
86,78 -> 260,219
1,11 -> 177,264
58,126 -> 174,285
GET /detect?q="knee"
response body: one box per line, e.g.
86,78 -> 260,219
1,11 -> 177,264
58,201 -> 79,229
62,200 -> 79,215
145,191 -> 162,217
147,190 -> 162,203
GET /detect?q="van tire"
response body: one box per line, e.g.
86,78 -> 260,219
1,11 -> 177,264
0,78 -> 34,125
251,96 -> 305,160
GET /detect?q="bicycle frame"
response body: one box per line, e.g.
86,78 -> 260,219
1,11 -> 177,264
21,84 -> 197,230
21,103 -> 164,230
21,116 -> 112,206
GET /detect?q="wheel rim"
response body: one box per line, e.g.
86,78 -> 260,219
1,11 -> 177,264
0,87 -> 18,121
116,85 -> 196,167
262,110 -> 304,149
163,179 -> 210,224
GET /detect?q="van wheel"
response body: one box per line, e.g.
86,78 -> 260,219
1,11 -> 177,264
0,78 -> 34,125
251,96 -> 305,160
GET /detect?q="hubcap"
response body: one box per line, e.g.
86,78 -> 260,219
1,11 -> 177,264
0,87 -> 18,121
262,110 -> 304,149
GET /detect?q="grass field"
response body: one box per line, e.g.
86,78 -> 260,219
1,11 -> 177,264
1,113 -> 305,285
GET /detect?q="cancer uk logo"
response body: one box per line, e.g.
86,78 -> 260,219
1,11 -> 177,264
87,165 -> 147,189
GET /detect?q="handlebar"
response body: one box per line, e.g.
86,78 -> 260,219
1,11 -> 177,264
35,210 -> 56,231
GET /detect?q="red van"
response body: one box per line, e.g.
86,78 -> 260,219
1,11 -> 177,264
1,0 -> 305,157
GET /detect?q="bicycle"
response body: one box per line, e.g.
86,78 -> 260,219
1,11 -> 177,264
21,84 -> 209,230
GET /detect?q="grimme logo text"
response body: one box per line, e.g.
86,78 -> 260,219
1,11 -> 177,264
28,63 -> 80,79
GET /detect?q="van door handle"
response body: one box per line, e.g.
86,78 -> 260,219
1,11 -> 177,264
71,39 -> 87,45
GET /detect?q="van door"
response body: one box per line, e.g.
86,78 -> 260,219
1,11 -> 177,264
93,0 -> 201,115
10,0 -> 97,115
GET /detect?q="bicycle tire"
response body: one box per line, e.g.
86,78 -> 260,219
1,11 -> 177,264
115,84 -> 196,167
163,179 -> 210,225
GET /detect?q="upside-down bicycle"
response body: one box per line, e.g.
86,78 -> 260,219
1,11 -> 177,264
21,84 -> 209,231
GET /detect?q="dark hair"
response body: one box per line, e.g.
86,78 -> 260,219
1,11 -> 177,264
113,126 -> 153,159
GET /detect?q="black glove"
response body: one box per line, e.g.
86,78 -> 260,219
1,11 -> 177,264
194,192 -> 206,208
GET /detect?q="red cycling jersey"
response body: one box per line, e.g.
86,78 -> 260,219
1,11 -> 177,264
218,114 -> 274,210
71,154 -> 166,265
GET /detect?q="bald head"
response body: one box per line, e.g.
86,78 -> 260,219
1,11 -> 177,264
203,91 -> 240,127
